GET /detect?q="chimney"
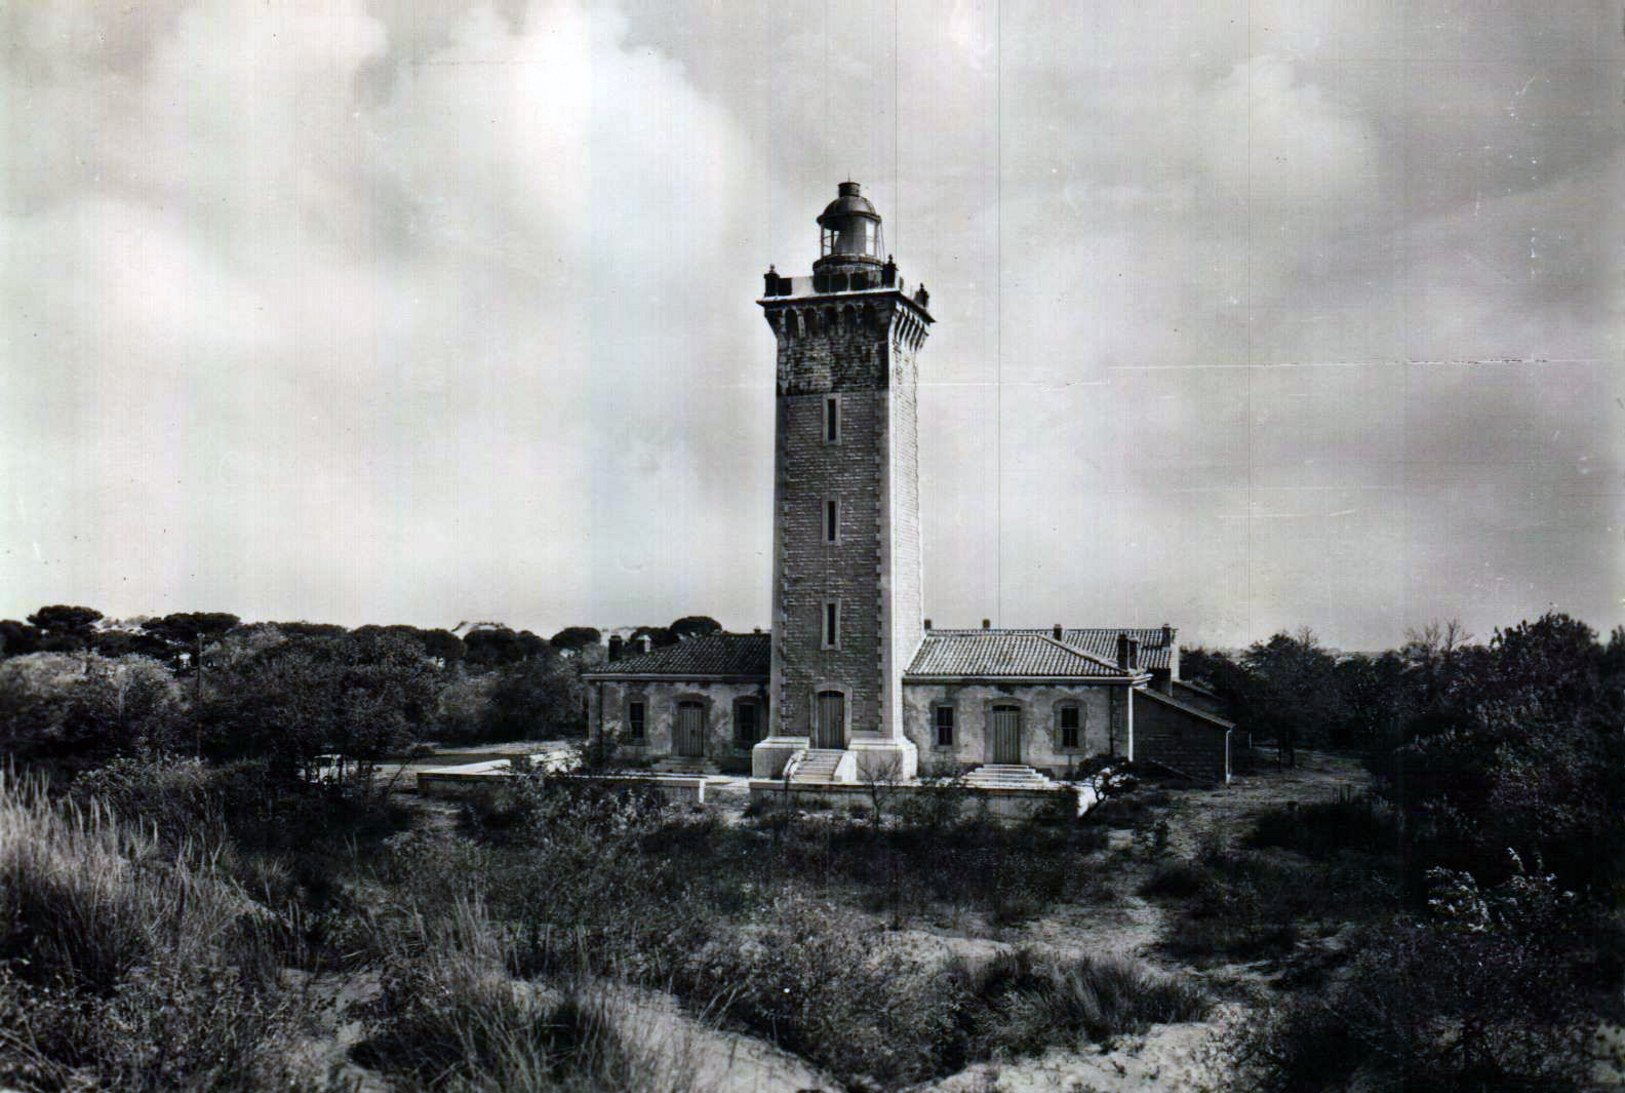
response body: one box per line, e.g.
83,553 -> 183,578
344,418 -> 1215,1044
923,618 -> 932,631
637,635 -> 651,655
1116,633 -> 1131,672
982,619 -> 991,629
1161,622 -> 1174,647
1052,623 -> 1063,640
607,635 -> 624,662
1128,638 -> 1140,671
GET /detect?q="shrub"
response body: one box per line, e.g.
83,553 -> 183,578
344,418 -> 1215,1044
769,815 -> 1110,922
894,775 -> 970,830
673,894 -> 952,1088
1235,883 -> 1613,1093
1157,849 -> 1389,965
1082,788 -> 1172,830
1245,797 -> 1397,860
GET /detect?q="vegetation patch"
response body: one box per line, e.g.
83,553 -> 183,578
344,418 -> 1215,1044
0,774 -> 311,1092
1245,796 -> 1398,860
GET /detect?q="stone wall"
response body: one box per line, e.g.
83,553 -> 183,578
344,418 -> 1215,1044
590,678 -> 769,773
774,385 -> 885,739
1132,688 -> 1231,784
900,682 -> 1121,778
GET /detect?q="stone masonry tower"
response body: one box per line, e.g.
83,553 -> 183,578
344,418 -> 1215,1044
751,182 -> 933,781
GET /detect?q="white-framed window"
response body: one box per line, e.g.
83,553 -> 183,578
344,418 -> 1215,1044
934,704 -> 956,747
824,394 -> 841,444
822,600 -> 840,649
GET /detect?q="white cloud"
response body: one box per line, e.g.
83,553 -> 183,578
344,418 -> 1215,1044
1,0 -> 771,630
1197,54 -> 1380,211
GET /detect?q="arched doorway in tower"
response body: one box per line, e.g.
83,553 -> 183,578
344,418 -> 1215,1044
674,700 -> 706,758
991,704 -> 1022,764
813,690 -> 846,749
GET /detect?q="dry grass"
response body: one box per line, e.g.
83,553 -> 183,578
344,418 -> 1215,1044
0,771 -> 312,1092
361,894 -> 705,1092
942,946 -> 1213,1068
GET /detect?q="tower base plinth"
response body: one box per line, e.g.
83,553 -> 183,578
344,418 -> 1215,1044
750,736 -> 810,779
845,737 -> 918,783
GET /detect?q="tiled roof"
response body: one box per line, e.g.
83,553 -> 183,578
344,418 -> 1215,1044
1134,686 -> 1235,728
587,633 -> 769,679
1064,628 -> 1176,671
905,630 -> 1131,679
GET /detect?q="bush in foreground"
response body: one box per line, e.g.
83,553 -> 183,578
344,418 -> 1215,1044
1231,864 -> 1620,1093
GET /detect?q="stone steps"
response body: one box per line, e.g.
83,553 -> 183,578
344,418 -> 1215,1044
963,764 -> 1055,789
787,749 -> 845,783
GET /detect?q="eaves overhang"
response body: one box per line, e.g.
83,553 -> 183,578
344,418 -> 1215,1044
902,672 -> 1151,687
583,672 -> 770,685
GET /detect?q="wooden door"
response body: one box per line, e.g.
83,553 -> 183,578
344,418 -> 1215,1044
992,704 -> 1021,764
675,701 -> 705,757
813,691 -> 845,749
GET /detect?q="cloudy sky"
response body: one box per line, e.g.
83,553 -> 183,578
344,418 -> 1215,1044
2,0 -> 1621,650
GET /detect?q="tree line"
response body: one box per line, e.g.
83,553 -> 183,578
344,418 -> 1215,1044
0,605 -> 722,783
1185,612 -> 1625,896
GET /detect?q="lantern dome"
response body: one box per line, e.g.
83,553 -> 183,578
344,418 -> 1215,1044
813,181 -> 884,269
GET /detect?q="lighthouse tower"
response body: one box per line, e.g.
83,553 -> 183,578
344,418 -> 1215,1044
751,182 -> 934,781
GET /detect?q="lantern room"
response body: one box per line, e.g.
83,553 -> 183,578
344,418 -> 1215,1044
814,181 -> 885,269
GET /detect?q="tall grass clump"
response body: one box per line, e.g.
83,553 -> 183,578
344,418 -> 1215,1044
942,947 -> 1211,1070
0,771 -> 310,1091
362,894 -> 701,1093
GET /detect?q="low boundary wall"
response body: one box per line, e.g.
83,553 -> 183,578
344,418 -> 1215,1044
746,779 -> 1080,820
416,768 -> 707,805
